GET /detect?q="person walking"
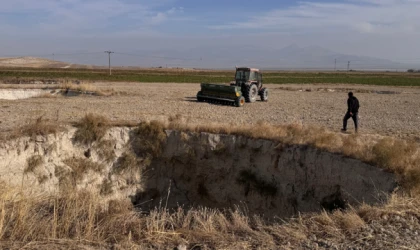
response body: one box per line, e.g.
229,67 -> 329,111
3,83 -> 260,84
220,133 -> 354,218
341,92 -> 359,132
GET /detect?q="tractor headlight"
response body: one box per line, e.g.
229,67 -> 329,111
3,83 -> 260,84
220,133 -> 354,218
236,92 -> 240,97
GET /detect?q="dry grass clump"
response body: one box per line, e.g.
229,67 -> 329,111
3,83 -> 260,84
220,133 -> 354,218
332,209 -> 366,233
73,113 -> 110,145
0,186 -> 105,244
0,185 -> 276,249
131,121 -> 167,159
1,184 -> 418,249
59,82 -> 96,93
401,163 -> 420,195
357,194 -> 420,222
14,116 -> 59,139
297,209 -> 366,241
100,179 -> 114,196
167,114 -> 185,131
370,138 -> 420,193
113,151 -> 139,175
341,134 -> 367,159
168,118 -> 342,153
372,138 -> 417,172
62,157 -> 105,182
24,155 -> 44,174
95,139 -> 116,163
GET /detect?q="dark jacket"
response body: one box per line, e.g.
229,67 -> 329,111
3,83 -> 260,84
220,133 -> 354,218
347,96 -> 359,113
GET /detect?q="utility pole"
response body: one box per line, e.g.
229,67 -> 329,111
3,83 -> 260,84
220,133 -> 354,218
104,51 -> 114,75
334,59 -> 337,71
52,53 -> 55,61
347,61 -> 350,71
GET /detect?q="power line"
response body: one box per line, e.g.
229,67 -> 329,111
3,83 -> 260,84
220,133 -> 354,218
113,52 -> 201,61
0,52 -> 103,58
3,51 -> 420,65
104,51 -> 114,76
3,50 -> 420,62
51,52 -> 103,56
1,50 -> 419,70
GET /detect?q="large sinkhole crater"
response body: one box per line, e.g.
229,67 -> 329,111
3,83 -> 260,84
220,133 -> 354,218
132,130 -> 396,218
0,127 -> 397,219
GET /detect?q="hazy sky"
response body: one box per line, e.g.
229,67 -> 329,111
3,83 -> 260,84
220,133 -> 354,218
1,0 -> 420,67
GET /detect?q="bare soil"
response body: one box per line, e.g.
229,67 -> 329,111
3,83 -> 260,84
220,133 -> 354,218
0,57 -> 89,69
0,82 -> 419,140
0,57 -> 63,68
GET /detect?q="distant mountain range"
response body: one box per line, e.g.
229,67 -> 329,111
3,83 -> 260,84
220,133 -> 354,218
1,45 -> 415,70
113,44 -> 413,70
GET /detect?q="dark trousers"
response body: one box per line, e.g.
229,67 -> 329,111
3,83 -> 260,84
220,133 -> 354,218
343,112 -> 358,131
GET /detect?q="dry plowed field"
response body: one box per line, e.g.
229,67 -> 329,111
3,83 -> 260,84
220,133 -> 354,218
1,82 -> 419,140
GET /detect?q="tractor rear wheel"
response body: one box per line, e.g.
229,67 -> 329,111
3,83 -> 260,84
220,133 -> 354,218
235,96 -> 245,107
244,84 -> 258,103
260,88 -> 268,101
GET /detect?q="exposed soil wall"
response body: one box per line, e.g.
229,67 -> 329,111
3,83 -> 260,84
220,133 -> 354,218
135,131 -> 396,217
0,128 -> 397,218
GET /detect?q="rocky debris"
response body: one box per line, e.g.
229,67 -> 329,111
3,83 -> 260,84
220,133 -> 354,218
277,86 -> 402,95
299,213 -> 420,249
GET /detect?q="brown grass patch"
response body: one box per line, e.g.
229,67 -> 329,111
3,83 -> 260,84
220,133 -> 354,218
341,134 -> 366,158
0,185 -> 418,249
402,166 -> 420,195
59,82 -> 96,93
372,138 -> 418,173
14,116 -> 59,139
95,139 -> 116,163
100,179 -> 114,196
62,157 -> 105,182
24,155 -> 44,174
131,121 -> 166,159
73,113 -> 110,145
331,209 -> 366,233
357,194 -> 420,223
370,138 -> 420,192
113,151 -> 139,175
167,119 -> 343,152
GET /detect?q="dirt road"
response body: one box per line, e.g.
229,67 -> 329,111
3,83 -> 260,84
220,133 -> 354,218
1,82 -> 419,139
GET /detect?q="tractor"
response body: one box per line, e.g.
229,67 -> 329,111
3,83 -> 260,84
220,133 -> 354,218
197,67 -> 268,107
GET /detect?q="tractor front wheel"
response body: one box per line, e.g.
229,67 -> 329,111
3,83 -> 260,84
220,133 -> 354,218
260,88 -> 268,101
235,96 -> 246,107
